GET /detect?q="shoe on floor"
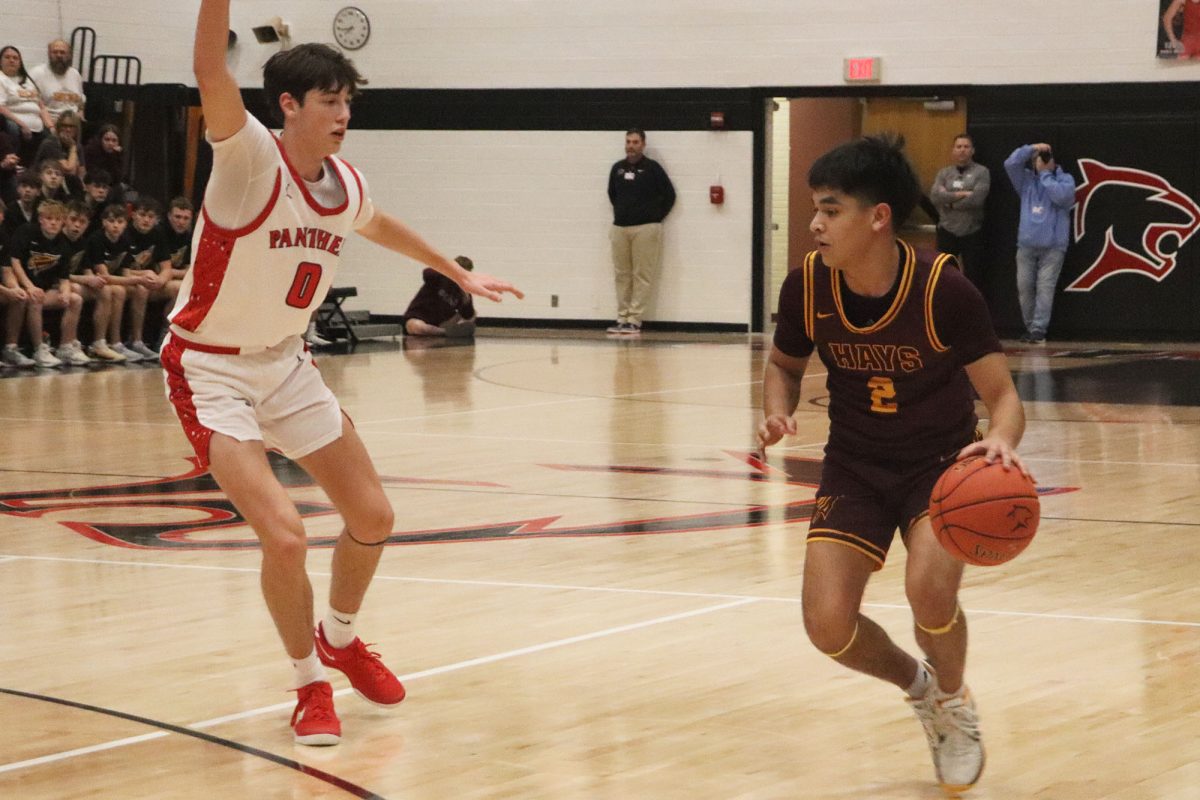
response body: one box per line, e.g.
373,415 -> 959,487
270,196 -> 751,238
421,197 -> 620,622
605,321 -> 626,334
315,623 -> 406,706
33,343 -> 63,368
2,345 -> 36,368
128,340 -> 159,359
291,680 -> 341,746
909,680 -> 985,793
111,343 -> 145,363
88,340 -> 127,362
57,342 -> 93,365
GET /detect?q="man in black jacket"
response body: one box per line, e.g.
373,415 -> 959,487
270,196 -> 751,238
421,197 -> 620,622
606,128 -> 675,335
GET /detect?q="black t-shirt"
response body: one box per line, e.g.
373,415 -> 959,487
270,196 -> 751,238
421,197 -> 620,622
403,269 -> 476,326
127,226 -> 166,272
160,224 -> 193,269
773,242 -> 1002,464
83,229 -> 133,276
9,226 -> 72,290
3,201 -> 38,236
61,234 -> 88,275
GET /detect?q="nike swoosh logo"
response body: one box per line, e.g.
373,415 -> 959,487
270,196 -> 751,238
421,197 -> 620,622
333,616 -> 352,625
816,311 -> 835,319
315,637 -> 336,661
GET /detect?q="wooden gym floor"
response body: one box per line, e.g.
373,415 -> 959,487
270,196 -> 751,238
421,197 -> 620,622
0,331 -> 1197,799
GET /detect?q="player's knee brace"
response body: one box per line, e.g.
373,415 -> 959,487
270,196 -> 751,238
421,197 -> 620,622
820,621 -> 859,659
916,603 -> 961,636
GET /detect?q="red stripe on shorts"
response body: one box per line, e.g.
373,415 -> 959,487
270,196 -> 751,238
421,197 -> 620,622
161,337 -> 215,468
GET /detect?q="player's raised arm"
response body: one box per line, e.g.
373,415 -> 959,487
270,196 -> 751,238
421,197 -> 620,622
357,211 -> 524,302
194,0 -> 246,141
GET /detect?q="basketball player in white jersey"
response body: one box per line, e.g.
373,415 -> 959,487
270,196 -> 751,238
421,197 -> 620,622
166,0 -> 523,745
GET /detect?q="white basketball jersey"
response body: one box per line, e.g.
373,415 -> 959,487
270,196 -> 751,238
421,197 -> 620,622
169,137 -> 367,350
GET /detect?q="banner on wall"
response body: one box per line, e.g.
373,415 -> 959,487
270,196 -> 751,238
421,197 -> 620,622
1158,0 -> 1200,59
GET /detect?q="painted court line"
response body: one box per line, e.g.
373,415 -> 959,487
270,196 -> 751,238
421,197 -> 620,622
5,553 -> 1199,629
0,732 -> 170,775
0,598 -> 755,775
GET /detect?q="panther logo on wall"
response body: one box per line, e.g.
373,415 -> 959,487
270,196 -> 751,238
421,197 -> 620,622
1067,159 -> 1200,292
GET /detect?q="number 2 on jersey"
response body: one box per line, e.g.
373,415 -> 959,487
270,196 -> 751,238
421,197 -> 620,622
285,261 -> 323,309
868,376 -> 898,414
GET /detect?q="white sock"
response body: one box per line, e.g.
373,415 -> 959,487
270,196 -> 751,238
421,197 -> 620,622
906,661 -> 932,698
934,682 -> 967,701
322,608 -> 357,649
291,649 -> 327,688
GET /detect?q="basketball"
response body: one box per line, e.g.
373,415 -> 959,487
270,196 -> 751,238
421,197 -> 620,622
929,456 -> 1040,566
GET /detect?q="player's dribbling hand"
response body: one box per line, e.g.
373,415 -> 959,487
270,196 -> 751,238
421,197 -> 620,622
462,273 -> 524,303
757,414 -> 797,451
957,436 -> 1034,481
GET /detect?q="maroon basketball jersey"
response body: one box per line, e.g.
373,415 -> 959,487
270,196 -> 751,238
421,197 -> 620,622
774,241 -> 1001,463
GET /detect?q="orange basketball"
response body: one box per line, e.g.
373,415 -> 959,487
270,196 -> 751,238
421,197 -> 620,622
929,456 -> 1040,567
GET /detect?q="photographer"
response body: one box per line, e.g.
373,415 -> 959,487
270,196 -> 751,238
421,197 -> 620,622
1003,143 -> 1076,344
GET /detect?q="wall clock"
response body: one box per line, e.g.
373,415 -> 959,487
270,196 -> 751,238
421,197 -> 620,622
333,7 -> 370,50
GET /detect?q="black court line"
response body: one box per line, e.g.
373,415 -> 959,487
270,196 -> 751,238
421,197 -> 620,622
0,468 -> 171,480
0,687 -> 388,799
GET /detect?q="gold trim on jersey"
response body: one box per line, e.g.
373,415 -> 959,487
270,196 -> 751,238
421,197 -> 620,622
829,240 -> 915,335
924,253 -> 956,353
802,250 -> 818,341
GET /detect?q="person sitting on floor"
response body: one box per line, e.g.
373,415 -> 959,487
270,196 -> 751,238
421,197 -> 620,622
403,255 -> 478,337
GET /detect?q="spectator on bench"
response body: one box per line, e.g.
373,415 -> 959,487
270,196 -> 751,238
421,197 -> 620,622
403,255 -> 478,337
28,39 -> 86,125
83,124 -> 125,192
34,110 -> 84,193
6,199 -> 90,366
0,46 -> 52,167
36,160 -> 69,203
0,197 -> 35,367
0,127 -> 18,205
64,198 -> 124,361
121,197 -> 173,359
85,202 -> 149,361
4,171 -> 41,235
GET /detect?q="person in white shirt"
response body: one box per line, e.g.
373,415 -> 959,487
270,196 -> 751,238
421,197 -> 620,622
28,40 -> 86,125
0,46 -> 52,166
163,0 -> 524,747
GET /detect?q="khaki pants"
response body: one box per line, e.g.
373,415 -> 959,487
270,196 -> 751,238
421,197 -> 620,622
609,223 -> 663,325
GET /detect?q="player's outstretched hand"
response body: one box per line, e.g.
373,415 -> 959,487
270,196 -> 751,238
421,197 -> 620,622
462,273 -> 524,303
756,414 -> 797,451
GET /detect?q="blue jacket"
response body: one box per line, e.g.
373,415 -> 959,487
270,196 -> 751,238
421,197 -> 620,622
1004,145 -> 1077,251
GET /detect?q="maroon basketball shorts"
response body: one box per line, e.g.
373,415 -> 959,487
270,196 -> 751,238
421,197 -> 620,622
807,450 -> 959,570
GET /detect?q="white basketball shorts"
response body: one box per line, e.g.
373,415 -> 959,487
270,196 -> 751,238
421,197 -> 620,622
161,333 -> 343,467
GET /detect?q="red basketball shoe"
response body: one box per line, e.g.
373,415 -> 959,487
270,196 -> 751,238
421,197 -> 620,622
315,624 -> 407,706
291,680 -> 341,746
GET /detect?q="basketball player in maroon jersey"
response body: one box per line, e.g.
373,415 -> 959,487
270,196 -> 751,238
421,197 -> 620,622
174,0 -> 522,745
758,135 -> 1031,793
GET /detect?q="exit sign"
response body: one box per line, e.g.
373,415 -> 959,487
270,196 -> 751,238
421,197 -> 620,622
844,56 -> 881,83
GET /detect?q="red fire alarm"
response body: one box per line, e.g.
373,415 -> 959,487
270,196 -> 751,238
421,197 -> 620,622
709,111 -> 725,130
709,185 -> 724,204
